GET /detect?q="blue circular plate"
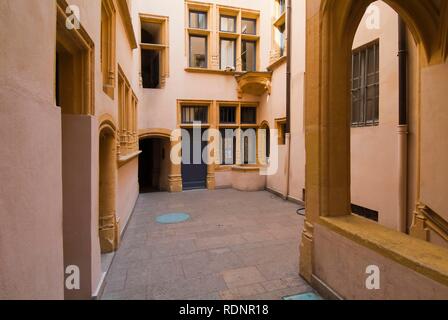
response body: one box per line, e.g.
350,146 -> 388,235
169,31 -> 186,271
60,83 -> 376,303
156,213 -> 191,224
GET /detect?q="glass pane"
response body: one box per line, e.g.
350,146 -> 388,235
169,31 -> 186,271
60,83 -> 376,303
190,36 -> 207,68
220,39 -> 235,69
278,0 -> 286,15
190,11 -> 207,29
182,106 -> 208,123
220,129 -> 236,165
279,24 -> 286,56
241,107 -> 257,124
220,16 -> 236,33
241,129 -> 257,165
242,19 -> 256,35
242,41 -> 256,71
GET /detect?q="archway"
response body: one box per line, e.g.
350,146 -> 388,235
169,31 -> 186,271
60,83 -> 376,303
98,121 -> 119,254
138,129 -> 181,193
139,137 -> 171,193
301,0 -> 448,298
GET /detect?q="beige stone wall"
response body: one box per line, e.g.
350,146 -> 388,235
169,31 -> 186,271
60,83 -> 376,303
314,223 -> 448,299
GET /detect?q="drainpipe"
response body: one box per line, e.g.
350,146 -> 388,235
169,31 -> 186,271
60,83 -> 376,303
398,17 -> 408,233
284,0 -> 292,200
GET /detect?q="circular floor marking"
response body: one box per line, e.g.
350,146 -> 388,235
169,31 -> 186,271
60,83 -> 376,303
156,213 -> 191,224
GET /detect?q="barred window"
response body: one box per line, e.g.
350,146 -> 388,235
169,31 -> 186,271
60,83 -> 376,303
241,107 -> 257,124
220,106 -> 237,124
181,106 -> 208,124
351,40 -> 379,127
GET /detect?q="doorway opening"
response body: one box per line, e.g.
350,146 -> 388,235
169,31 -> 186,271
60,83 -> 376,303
181,128 -> 208,190
139,137 -> 171,193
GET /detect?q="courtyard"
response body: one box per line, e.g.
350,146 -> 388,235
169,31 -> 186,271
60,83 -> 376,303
101,189 -> 312,300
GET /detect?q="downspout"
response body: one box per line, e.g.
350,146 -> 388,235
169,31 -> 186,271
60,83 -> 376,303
284,0 -> 292,200
398,17 -> 408,233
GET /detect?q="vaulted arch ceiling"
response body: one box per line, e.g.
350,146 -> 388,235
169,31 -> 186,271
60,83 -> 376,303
320,0 -> 447,64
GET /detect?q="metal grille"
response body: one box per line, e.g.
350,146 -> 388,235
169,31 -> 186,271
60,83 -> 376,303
220,106 -> 237,124
181,106 -> 208,124
241,107 -> 257,124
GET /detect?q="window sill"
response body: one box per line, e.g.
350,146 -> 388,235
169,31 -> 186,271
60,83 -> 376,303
118,150 -> 141,168
185,67 -> 237,75
267,55 -> 287,71
319,214 -> 448,287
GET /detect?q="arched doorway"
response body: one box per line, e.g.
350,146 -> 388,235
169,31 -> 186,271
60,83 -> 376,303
139,137 -> 171,193
99,121 -> 119,254
138,129 -> 179,193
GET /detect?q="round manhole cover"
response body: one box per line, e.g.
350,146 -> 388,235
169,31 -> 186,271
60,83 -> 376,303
156,213 -> 191,224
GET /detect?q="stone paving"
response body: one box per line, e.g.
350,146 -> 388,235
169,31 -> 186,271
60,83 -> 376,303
101,189 -> 313,300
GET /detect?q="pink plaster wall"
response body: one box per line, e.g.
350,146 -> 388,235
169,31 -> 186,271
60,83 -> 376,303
420,62 -> 448,222
0,0 -> 64,299
117,158 -> 139,234
351,2 -> 401,229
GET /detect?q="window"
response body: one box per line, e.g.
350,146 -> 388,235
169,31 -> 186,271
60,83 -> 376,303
241,107 -> 257,124
279,24 -> 286,57
220,129 -> 236,165
220,15 -> 236,33
242,18 -> 256,35
242,41 -> 257,72
220,106 -> 237,124
270,0 -> 287,65
101,0 -> 116,98
220,39 -> 236,69
276,118 -> 287,145
190,11 -> 207,29
118,66 -> 138,156
190,36 -> 207,68
241,129 -> 257,165
140,14 -> 169,89
186,3 -> 259,72
181,106 -> 209,124
278,0 -> 286,15
351,40 -> 379,127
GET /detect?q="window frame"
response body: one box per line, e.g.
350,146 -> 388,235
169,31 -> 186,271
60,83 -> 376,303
220,38 -> 237,70
220,15 -> 237,33
189,10 -> 208,29
242,40 -> 257,72
241,18 -> 257,35
351,39 -> 380,127
140,14 -> 169,89
220,106 -> 237,124
181,105 -> 210,124
101,0 -> 116,99
189,34 -> 208,68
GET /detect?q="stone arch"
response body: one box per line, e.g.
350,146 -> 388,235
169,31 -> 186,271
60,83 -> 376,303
321,0 -> 443,64
98,116 -> 119,253
139,128 -> 172,140
301,0 -> 448,282
138,128 -> 183,193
